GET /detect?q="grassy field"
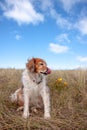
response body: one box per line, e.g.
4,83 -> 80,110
0,68 -> 87,130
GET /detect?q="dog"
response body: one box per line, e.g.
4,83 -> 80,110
10,58 -> 51,119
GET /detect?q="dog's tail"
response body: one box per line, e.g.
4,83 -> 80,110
10,88 -> 21,103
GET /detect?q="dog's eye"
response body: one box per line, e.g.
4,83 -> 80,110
40,63 -> 44,66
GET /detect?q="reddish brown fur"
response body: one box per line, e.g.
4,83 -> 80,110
17,89 -> 24,106
26,58 -> 47,73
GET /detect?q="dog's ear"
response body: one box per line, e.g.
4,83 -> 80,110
26,58 -> 35,72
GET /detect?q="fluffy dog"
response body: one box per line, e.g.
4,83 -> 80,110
10,58 -> 51,119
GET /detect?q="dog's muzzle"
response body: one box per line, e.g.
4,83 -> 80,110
41,67 -> 51,75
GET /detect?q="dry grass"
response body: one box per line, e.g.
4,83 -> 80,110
0,68 -> 87,130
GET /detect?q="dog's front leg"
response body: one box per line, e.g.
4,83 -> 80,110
22,89 -> 29,119
41,87 -> 51,119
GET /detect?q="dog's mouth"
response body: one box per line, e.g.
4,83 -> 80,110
40,68 -> 51,75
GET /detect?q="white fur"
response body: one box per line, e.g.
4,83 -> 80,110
22,69 -> 51,119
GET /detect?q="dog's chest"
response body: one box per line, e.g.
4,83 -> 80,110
29,85 -> 43,106
30,85 -> 40,97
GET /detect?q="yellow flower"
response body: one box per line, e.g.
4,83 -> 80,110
64,81 -> 68,86
57,78 -> 62,82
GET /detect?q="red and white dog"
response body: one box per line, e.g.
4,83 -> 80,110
10,58 -> 51,119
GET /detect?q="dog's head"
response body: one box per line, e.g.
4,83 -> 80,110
26,58 -> 51,75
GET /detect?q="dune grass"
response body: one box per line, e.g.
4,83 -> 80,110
0,68 -> 87,130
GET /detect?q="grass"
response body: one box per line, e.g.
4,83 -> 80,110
0,68 -> 87,130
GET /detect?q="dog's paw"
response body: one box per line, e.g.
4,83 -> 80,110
22,112 -> 29,119
44,113 -> 51,119
16,106 -> 24,112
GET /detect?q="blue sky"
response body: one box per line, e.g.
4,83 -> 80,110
0,0 -> 87,69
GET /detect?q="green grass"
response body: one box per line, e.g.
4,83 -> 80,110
0,68 -> 87,130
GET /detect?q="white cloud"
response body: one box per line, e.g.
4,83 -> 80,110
76,18 -> 87,35
50,9 -> 72,29
60,0 -> 81,12
2,0 -> 44,25
77,56 -> 87,62
31,0 -> 53,11
49,43 -> 69,53
56,15 -> 72,29
56,33 -> 70,43
39,0 -> 52,11
15,34 -> 21,40
76,35 -> 87,44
